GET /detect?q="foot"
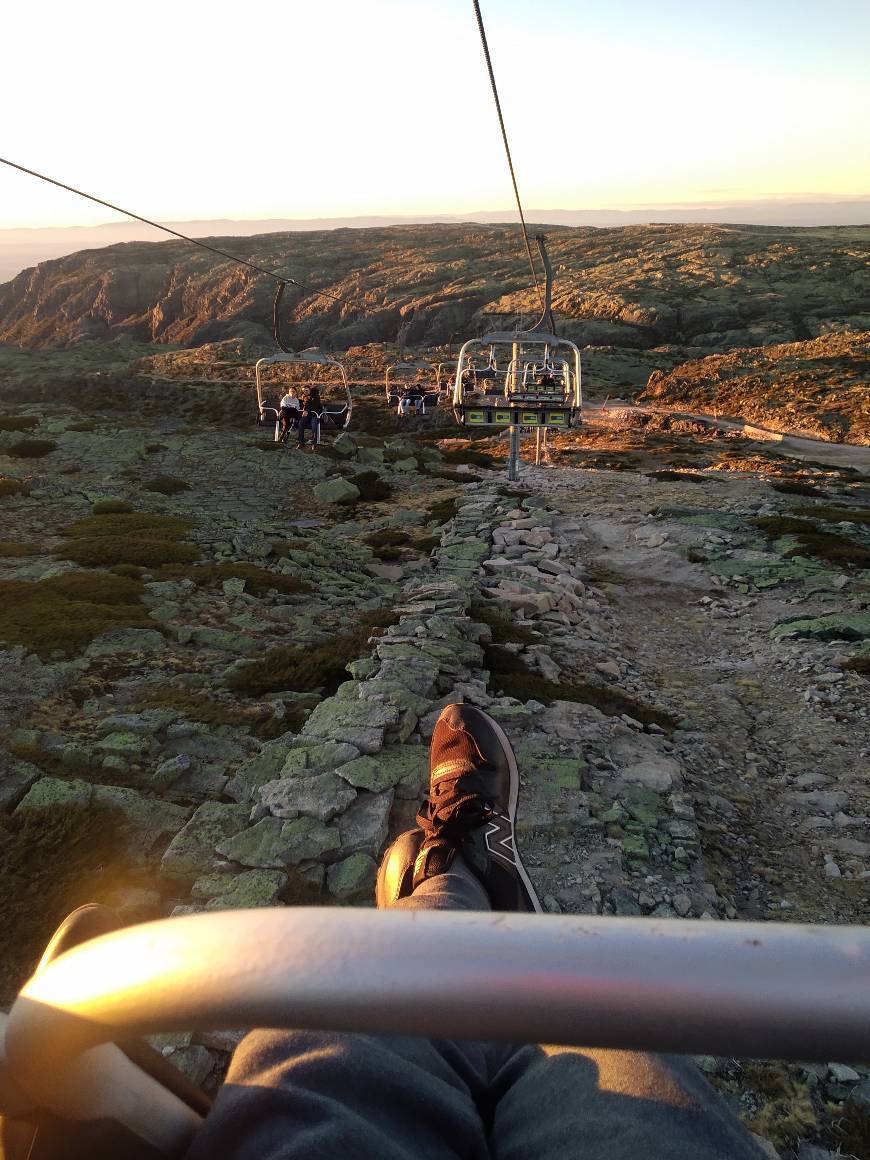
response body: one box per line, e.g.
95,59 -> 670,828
376,704 -> 542,912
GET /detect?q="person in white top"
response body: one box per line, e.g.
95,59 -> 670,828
278,387 -> 301,443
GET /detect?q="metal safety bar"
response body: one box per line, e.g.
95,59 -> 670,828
3,908 -> 869,1154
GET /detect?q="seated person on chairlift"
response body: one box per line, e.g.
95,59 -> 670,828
398,380 -> 425,416
277,386 -> 301,442
296,386 -> 322,449
537,369 -> 556,388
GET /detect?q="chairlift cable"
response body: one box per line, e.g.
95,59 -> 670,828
470,0 -> 545,315
0,156 -> 342,304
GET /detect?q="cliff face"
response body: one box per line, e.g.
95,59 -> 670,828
1,223 -> 868,353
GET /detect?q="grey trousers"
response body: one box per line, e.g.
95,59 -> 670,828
186,862 -> 766,1159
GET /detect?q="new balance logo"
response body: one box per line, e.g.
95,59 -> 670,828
484,815 -> 517,866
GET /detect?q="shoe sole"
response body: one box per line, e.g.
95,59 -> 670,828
463,706 -> 543,914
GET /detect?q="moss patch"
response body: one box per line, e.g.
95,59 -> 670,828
142,474 -> 189,495
0,570 -> 150,657
0,415 -> 40,432
646,470 -> 713,483
0,805 -> 133,1005
227,609 -> 399,697
57,510 -> 198,569
6,439 -> 57,458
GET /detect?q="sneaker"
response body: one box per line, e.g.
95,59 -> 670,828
376,704 -> 542,913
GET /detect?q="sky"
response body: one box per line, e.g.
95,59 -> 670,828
1,0 -> 868,230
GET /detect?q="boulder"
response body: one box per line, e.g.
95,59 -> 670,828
85,629 -> 167,657
326,853 -> 377,900
260,771 -> 357,823
302,698 -> 400,755
335,748 -> 423,793
161,801 -> 251,884
313,478 -> 360,504
0,749 -> 41,811
217,816 -> 341,867
337,789 -> 394,856
192,869 -> 287,910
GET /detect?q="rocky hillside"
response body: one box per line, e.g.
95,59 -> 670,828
1,223 -> 868,355
1,372 -> 869,1156
640,330 -> 870,445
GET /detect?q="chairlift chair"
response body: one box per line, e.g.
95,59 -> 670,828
1,905 -> 868,1159
384,359 -> 438,415
255,351 -> 352,445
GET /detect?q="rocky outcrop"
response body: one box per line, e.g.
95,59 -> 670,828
2,222 -> 868,353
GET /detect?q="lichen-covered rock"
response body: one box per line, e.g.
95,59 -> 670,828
217,815 -> 341,867
15,775 -> 92,813
192,869 -> 287,910
84,629 -> 167,657
337,790 -> 394,857
260,771 -> 357,822
335,748 -> 423,793
326,852 -> 377,900
161,800 -> 250,884
770,611 -> 870,641
302,698 -> 400,755
225,733 -> 297,802
313,478 -> 360,504
280,740 -> 361,779
0,748 -> 41,811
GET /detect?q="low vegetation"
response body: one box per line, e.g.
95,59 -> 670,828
0,415 -> 40,432
0,541 -> 40,557
227,609 -> 399,697
6,438 -> 56,458
751,515 -> 870,569
0,477 -> 29,498
350,470 -> 394,502
57,510 -> 198,568
0,570 -> 151,657
142,474 -> 189,495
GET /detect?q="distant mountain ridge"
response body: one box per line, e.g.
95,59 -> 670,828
1,200 -> 868,284
1,221 -> 868,356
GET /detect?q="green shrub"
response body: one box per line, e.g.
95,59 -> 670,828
142,475 -> 189,495
0,541 -> 40,557
6,439 -> 56,458
227,610 -> 398,697
351,471 -> 394,502
93,500 -> 135,514
0,805 -> 132,1005
751,516 -> 870,568
0,416 -> 40,432
0,570 -> 149,656
0,477 -> 29,498
57,511 -> 198,569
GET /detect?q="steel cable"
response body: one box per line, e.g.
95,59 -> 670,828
470,0 -> 544,314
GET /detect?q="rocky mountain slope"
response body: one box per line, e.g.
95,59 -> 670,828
1,369 -> 869,1156
2,223 -> 868,356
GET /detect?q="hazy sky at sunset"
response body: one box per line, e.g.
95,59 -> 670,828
1,0 -> 867,229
